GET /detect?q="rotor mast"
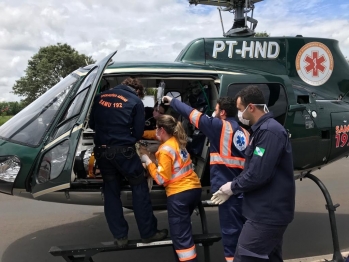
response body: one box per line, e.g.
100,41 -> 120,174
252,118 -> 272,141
188,0 -> 262,37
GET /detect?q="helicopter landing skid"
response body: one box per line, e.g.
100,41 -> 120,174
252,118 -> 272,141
304,173 -> 344,262
49,201 -> 221,262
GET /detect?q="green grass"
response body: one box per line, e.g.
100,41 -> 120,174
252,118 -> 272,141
0,116 -> 12,126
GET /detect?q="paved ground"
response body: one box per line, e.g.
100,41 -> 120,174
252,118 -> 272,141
1,158 -> 349,261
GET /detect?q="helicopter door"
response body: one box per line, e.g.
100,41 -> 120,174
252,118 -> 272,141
31,51 -> 117,198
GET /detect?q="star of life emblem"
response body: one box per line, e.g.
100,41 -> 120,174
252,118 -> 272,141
180,149 -> 189,161
233,130 -> 247,151
296,42 -> 334,86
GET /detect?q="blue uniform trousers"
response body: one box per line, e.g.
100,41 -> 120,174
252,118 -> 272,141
96,151 -> 158,239
219,195 -> 245,261
233,220 -> 287,262
167,188 -> 202,262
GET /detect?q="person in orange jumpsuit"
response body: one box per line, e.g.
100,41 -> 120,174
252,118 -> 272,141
140,115 -> 202,262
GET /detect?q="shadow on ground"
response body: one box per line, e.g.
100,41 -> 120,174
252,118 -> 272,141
283,212 -> 349,259
1,208 -> 223,262
2,210 -> 349,262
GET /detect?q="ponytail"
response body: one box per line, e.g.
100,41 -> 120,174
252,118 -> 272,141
174,121 -> 187,149
156,115 -> 188,149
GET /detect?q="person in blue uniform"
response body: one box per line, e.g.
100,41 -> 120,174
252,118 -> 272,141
89,77 -> 168,248
214,85 -> 295,262
162,95 -> 249,262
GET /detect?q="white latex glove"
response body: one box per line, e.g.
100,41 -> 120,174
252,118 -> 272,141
162,96 -> 173,105
147,176 -> 153,192
141,154 -> 152,166
211,190 -> 231,205
219,182 -> 233,196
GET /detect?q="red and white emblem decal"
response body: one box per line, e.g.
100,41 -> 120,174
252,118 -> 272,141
296,42 -> 334,86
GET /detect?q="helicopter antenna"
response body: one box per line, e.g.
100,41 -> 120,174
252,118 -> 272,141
188,0 -> 262,37
218,8 -> 226,37
245,0 -> 248,30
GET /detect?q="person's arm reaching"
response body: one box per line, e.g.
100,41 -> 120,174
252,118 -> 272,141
142,130 -> 157,140
164,96 -> 221,139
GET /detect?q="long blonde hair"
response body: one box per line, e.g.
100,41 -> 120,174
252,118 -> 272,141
156,115 -> 187,149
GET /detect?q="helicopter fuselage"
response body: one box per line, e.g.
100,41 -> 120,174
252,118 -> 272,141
1,36 -> 349,207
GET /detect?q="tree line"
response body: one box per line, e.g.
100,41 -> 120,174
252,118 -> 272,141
0,101 -> 25,116
12,43 -> 95,106
0,43 -> 95,121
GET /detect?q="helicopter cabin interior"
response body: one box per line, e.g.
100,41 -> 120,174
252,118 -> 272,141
72,75 -> 218,189
70,73 -> 289,191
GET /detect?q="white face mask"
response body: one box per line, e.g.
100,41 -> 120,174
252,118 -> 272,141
238,106 -> 250,125
211,111 -> 216,118
238,104 -> 269,126
253,104 -> 269,113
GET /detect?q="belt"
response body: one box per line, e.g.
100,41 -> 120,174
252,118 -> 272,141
96,145 -> 135,153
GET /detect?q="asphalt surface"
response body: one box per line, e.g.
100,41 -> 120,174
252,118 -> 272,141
1,158 -> 349,262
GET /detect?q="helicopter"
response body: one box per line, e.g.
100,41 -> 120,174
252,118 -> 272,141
0,0 -> 349,210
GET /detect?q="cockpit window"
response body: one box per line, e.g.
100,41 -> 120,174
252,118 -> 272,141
227,83 -> 288,125
49,68 -> 98,141
0,74 -> 79,147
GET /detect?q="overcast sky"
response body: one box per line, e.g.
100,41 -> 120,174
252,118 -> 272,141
1,0 -> 348,102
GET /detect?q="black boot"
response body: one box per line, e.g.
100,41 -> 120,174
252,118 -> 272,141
141,229 -> 168,243
114,236 -> 128,248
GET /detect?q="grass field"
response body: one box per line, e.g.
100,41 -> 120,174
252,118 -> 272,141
0,116 -> 12,126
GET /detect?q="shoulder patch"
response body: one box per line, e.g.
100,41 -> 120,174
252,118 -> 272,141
254,147 -> 265,157
233,130 -> 247,151
180,149 -> 189,161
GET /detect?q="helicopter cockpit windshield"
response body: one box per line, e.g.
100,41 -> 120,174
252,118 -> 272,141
0,74 -> 79,147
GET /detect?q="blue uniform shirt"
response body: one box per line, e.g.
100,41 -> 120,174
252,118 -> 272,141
89,85 -> 145,146
231,112 -> 295,225
170,99 -> 248,193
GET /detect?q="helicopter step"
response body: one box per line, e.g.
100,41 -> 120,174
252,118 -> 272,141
49,201 -> 221,262
49,233 -> 221,262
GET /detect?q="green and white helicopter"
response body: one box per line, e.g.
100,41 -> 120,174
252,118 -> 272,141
1,0 -> 349,217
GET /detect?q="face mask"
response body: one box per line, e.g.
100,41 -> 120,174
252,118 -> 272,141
155,128 -> 161,141
253,104 -> 269,113
211,111 -> 216,118
238,106 -> 250,125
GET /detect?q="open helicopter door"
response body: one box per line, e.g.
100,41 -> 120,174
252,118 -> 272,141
31,51 -> 117,198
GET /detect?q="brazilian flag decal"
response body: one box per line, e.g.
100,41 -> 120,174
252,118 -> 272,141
254,147 -> 265,157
